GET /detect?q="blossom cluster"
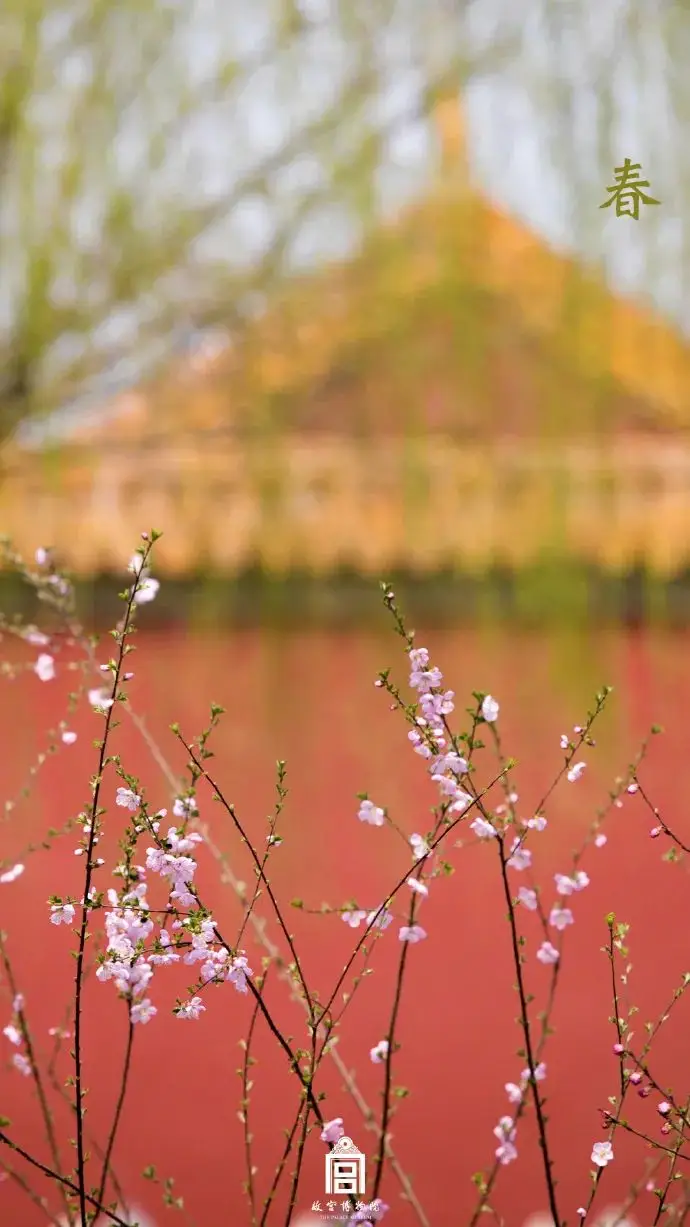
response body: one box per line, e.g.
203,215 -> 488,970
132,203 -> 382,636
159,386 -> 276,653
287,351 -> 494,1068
50,795 -> 253,1025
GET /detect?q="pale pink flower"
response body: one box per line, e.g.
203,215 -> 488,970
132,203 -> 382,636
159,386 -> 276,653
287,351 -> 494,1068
505,1082 -> 523,1104
50,903 -> 76,925
358,800 -> 385,827
658,1101 -> 671,1116
133,577 -> 159,605
175,996 -> 206,1020
408,647 -> 429,670
495,1140 -> 518,1166
517,887 -> 538,910
409,833 -> 430,860
61,730 -> 77,745
342,910 -> 367,928
130,999 -> 157,1025
591,1140 -> 614,1167
88,687 -> 114,710
320,1118 -> 344,1144
172,796 -> 195,819
128,553 -> 145,575
370,1040 -> 389,1064
366,908 -> 393,931
559,733 -> 569,749
25,630 -> 49,646
3,1025 -> 21,1046
0,864 -> 24,884
526,816 -> 547,831
116,787 -> 141,811
407,878 -> 429,897
433,751 -> 468,776
34,653 -> 55,682
228,955 -> 253,994
471,816 -> 497,840
493,1116 -> 517,1165
567,762 -> 586,783
521,1062 -> 546,1083
12,1053 -> 31,1077
482,695 -> 499,722
537,941 -> 559,965
399,924 -> 427,943
507,839 -> 531,871
549,906 -> 574,931
594,833 -> 607,847
555,871 -> 589,896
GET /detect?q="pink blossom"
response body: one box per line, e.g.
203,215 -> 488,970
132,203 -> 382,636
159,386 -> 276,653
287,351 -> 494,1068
175,996 -> 206,1020
537,941 -> 559,965
549,906 -> 574,931
227,955 -> 253,994
320,1118 -> 344,1144
130,999 -> 157,1025
12,1053 -> 31,1077
25,629 -> 49,646
567,762 -> 586,783
133,577 -> 159,605
521,1062 -> 546,1083
172,796 -> 196,819
407,878 -> 429,897
370,1040 -> 389,1064
517,887 -> 537,910
116,787 -> 141,811
505,1082 -> 523,1104
0,864 -> 24,884
50,903 -> 76,925
3,1025 -> 21,1046
594,833 -> 607,847
34,653 -> 55,682
493,1116 -> 517,1165
470,816 -> 497,840
591,1140 -> 614,1167
342,910 -> 367,928
358,800 -> 385,827
555,870 -> 589,896
526,816 -> 547,831
399,925 -> 427,943
409,833 -> 430,860
61,730 -> 77,745
507,839 -> 531,871
88,687 -> 114,711
482,695 -> 499,722
366,908 -> 393,931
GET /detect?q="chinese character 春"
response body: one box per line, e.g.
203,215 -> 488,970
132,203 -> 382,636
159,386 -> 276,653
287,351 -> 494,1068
599,158 -> 661,219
